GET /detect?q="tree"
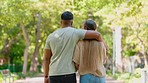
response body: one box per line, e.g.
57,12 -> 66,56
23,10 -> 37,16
30,13 -> 41,72
21,23 -> 30,76
0,0 -> 148,75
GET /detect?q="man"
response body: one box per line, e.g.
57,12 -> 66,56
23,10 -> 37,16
44,11 -> 103,83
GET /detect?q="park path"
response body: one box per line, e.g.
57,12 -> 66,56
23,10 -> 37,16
13,73 -> 124,83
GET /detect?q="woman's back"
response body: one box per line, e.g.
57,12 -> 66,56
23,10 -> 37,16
73,40 -> 106,77
73,19 -> 107,83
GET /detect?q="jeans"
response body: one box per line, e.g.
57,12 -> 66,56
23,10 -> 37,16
80,74 -> 106,83
49,73 -> 76,83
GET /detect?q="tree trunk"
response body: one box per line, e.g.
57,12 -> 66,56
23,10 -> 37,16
146,52 -> 148,66
112,29 -> 116,75
136,23 -> 148,67
138,38 -> 147,67
1,38 -> 16,63
1,39 -> 10,56
30,13 -> 41,72
115,26 -> 123,72
21,23 -> 30,77
142,44 -> 147,67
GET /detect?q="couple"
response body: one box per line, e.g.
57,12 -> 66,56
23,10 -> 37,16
44,11 -> 107,83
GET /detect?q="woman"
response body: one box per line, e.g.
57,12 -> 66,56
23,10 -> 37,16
73,20 -> 106,83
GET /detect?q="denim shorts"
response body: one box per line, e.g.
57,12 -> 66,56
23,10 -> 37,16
80,74 -> 106,83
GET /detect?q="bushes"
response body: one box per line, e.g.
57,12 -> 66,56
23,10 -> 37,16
0,64 -> 42,73
0,64 -> 22,72
106,68 -> 141,83
0,64 -> 28,72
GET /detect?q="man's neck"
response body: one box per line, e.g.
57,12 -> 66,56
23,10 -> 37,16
62,25 -> 72,28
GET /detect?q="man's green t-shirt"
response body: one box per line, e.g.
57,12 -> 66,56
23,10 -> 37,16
45,27 -> 86,76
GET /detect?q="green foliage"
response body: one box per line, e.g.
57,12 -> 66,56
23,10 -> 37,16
107,68 -> 141,83
116,68 -> 141,83
0,0 -> 148,77
0,64 -> 36,73
9,39 -> 25,62
0,74 -> 2,83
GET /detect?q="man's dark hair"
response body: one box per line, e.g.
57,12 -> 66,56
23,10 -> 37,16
61,11 -> 73,20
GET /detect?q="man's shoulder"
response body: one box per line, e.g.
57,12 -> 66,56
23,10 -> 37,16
68,27 -> 83,30
58,27 -> 76,31
49,29 -> 61,35
67,27 -> 77,30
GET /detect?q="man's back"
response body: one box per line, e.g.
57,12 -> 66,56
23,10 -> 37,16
45,27 -> 86,76
43,11 -> 103,83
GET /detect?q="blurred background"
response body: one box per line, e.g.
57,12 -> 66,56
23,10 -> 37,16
0,0 -> 148,83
